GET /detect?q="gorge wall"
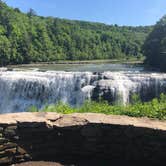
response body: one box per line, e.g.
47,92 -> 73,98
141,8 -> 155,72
0,113 -> 166,165
1,70 -> 166,113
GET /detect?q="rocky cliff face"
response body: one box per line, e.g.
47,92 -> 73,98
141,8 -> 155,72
0,113 -> 166,165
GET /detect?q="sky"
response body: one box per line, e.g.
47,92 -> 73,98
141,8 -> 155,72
4,0 -> 166,26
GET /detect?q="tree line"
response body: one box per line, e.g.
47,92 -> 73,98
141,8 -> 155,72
0,1 -> 152,65
143,15 -> 166,72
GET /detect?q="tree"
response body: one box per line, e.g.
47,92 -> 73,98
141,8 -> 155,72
14,8 -> 21,13
0,36 -> 11,66
27,8 -> 36,17
143,15 -> 166,71
0,1 -> 152,66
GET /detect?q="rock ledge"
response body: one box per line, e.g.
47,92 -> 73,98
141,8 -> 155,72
0,113 -> 166,165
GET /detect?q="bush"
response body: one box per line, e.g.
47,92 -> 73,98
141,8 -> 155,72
28,94 -> 166,120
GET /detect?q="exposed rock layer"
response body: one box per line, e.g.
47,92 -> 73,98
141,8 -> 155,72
0,113 -> 166,165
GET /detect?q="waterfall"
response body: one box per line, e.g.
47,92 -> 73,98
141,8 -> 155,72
0,71 -> 97,113
0,71 -> 166,113
95,72 -> 166,104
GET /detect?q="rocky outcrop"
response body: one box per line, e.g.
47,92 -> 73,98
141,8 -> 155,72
0,113 -> 166,165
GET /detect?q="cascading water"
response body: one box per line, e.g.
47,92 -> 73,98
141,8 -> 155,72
0,70 -> 166,113
93,72 -> 166,104
0,71 -> 98,113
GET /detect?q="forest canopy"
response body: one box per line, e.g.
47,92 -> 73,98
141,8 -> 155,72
0,1 -> 152,65
143,15 -> 166,72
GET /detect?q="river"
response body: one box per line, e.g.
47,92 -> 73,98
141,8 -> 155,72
9,62 -> 145,72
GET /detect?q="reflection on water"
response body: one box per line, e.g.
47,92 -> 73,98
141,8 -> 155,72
11,63 -> 145,72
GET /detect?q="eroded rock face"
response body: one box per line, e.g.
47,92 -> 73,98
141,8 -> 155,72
0,113 -> 166,165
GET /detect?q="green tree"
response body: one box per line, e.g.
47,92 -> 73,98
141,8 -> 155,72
0,36 -> 11,65
0,1 -> 152,66
143,15 -> 166,71
27,8 -> 36,17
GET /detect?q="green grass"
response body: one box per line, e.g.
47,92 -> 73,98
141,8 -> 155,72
28,94 -> 166,120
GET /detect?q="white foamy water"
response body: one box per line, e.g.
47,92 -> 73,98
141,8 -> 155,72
0,70 -> 166,113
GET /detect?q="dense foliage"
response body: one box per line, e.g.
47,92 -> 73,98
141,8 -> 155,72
0,1 -> 152,65
143,15 -> 166,71
29,94 -> 166,120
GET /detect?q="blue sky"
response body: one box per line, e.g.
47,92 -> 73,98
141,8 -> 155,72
4,0 -> 166,26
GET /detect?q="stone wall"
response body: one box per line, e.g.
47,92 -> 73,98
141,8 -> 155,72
0,113 -> 166,165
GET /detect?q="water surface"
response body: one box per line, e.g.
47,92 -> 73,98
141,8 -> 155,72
11,63 -> 145,72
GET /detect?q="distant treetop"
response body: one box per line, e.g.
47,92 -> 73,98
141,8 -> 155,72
0,1 -> 152,66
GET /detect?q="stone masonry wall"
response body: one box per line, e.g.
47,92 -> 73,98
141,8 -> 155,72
0,113 -> 166,165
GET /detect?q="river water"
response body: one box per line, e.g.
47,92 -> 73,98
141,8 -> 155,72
10,63 -> 145,72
